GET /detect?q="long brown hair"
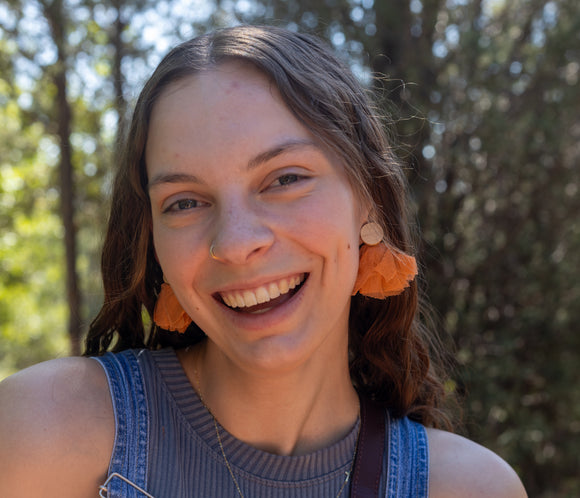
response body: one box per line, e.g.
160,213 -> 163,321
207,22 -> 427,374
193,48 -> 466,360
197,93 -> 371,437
85,25 -> 453,429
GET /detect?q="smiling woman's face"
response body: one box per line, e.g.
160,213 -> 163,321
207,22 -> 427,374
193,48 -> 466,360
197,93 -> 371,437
146,62 -> 367,373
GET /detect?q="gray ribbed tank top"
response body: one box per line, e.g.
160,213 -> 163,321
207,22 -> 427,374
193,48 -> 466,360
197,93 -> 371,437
95,348 -> 429,497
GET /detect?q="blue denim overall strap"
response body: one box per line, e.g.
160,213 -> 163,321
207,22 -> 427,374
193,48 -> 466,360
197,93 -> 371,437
94,350 -> 151,497
385,414 -> 429,497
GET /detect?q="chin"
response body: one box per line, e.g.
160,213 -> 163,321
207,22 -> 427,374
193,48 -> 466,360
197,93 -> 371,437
234,331 -> 322,374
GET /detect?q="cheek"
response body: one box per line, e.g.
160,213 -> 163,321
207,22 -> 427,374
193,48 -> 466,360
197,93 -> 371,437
151,222 -> 171,266
284,187 -> 361,254
319,186 -> 363,239
151,223 -> 201,282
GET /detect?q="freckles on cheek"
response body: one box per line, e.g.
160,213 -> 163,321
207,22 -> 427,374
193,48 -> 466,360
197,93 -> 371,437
159,236 -> 189,259
152,229 -> 187,274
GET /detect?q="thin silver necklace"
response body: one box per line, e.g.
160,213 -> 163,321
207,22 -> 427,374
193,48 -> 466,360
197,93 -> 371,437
192,358 -> 360,498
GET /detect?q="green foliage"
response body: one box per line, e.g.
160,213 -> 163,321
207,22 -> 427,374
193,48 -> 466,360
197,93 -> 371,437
0,99 -> 68,377
404,2 -> 580,493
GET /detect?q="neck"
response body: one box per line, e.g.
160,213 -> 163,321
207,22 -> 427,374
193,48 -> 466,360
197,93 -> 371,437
178,340 -> 360,456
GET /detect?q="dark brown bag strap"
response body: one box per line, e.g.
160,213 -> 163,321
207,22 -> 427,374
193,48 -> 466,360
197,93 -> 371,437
351,394 -> 387,498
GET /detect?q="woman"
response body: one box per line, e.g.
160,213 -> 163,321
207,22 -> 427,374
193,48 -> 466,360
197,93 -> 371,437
0,26 -> 526,497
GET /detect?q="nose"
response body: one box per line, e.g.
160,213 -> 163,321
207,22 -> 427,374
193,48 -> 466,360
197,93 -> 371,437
209,200 -> 274,265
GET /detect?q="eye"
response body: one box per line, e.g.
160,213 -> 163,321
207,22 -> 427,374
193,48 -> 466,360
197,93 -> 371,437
270,174 -> 300,188
164,197 -> 207,213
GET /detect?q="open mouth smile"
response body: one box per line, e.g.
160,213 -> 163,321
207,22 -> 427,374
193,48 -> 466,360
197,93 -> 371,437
217,273 -> 307,314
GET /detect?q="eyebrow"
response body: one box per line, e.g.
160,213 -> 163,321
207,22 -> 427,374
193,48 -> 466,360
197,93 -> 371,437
148,172 -> 202,190
246,138 -> 318,170
148,138 -> 319,190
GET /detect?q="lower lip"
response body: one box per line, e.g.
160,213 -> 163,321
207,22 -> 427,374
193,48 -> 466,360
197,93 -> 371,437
217,276 -> 309,331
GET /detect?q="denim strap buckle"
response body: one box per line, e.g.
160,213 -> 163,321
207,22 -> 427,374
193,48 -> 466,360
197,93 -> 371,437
98,472 -> 155,498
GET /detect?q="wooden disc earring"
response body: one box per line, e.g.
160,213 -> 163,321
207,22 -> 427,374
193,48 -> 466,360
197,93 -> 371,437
360,222 -> 384,246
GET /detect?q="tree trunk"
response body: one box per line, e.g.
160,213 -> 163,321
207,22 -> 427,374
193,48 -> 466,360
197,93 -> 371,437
43,0 -> 82,356
111,0 -> 127,160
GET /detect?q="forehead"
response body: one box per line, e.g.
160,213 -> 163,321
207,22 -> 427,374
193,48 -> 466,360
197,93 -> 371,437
151,62 -> 278,123
148,63 -> 294,143
145,62 -> 321,176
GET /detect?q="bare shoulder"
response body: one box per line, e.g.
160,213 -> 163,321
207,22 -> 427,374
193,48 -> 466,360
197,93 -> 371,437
0,356 -> 114,498
426,428 -> 527,498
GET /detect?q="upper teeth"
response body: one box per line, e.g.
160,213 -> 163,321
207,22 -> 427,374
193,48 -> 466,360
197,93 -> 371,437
220,274 -> 305,309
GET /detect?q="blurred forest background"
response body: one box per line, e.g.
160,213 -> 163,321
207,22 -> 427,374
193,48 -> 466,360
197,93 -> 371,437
0,0 -> 578,495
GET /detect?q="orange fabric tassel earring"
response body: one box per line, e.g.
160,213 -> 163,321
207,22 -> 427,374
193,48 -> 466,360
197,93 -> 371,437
154,283 -> 192,333
352,222 -> 418,299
